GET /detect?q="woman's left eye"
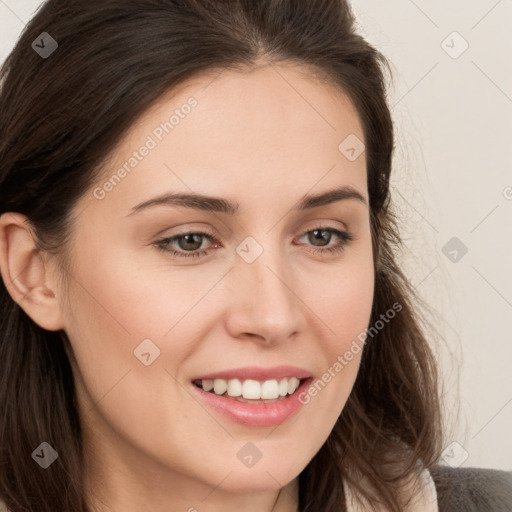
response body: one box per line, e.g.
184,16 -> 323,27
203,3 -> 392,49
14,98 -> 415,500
154,227 -> 354,259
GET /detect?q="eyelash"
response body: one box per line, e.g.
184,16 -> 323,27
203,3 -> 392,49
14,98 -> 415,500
154,226 -> 354,259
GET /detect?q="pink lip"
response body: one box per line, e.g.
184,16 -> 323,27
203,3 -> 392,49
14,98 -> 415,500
191,365 -> 312,382
190,377 -> 313,427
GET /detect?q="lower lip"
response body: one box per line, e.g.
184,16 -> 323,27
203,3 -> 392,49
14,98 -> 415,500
190,378 -> 313,427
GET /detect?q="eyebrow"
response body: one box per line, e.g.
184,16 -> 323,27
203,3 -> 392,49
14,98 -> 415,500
127,185 -> 367,217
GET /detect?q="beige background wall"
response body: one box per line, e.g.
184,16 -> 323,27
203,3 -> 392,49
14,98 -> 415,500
1,0 -> 511,470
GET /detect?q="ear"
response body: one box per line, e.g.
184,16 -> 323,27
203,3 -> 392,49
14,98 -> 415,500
0,212 -> 66,331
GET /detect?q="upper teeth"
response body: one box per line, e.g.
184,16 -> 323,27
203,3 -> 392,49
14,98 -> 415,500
197,377 -> 301,400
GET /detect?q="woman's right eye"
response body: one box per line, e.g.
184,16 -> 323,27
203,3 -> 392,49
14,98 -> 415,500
154,231 -> 218,259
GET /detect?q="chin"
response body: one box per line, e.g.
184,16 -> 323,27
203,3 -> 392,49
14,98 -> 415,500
213,469 -> 297,493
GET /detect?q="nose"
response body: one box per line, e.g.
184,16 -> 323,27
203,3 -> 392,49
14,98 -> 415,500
224,242 -> 305,346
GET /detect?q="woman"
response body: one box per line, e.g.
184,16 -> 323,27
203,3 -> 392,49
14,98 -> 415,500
0,1 -> 510,511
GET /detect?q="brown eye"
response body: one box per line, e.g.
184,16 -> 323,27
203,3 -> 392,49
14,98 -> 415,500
154,230 -> 218,259
175,233 -> 205,251
307,229 -> 333,247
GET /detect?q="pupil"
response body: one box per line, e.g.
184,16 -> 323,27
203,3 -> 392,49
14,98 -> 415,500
311,229 -> 330,246
180,234 -> 202,251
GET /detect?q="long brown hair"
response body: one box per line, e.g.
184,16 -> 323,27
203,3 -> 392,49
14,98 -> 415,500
0,0 -> 443,510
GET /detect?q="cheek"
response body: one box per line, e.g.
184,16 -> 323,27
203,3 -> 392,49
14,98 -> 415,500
312,242 -> 375,347
65,239 -> 207,343
301,250 -> 374,423
59,246 -> 180,398
317,270 -> 374,332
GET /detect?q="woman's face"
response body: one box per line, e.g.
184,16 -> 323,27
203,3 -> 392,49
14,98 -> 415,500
55,62 -> 374,505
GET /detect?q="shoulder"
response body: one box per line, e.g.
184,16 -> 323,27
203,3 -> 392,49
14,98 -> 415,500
430,465 -> 512,512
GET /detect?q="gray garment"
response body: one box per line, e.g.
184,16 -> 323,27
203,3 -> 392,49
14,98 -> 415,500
431,466 -> 512,512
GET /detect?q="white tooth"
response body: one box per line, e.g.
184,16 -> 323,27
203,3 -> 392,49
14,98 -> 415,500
261,379 -> 279,399
202,379 -> 213,392
213,378 -> 227,395
227,378 -> 242,397
278,378 -> 289,397
207,377 -> 301,399
288,377 -> 300,394
242,379 -> 261,399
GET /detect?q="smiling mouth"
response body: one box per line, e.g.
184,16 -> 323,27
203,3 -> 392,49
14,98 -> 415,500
192,377 -> 307,403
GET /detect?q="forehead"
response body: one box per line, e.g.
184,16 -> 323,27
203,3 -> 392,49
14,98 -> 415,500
81,61 -> 367,217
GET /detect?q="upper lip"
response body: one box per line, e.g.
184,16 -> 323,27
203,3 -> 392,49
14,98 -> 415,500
192,365 -> 313,382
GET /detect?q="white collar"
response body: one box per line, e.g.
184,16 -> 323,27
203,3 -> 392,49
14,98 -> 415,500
344,467 -> 438,512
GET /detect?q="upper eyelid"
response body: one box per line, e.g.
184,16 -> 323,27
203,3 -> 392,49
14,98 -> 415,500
164,218 -> 350,239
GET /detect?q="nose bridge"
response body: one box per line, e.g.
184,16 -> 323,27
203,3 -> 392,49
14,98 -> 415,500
228,232 -> 301,340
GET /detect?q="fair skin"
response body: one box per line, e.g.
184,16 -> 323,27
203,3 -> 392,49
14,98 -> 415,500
0,61 -> 374,512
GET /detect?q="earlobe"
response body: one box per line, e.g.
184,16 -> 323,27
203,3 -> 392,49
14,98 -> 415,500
0,212 -> 66,331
